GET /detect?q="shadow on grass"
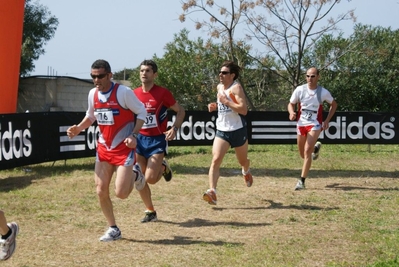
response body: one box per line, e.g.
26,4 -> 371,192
265,199 -> 339,211
211,199 -> 339,212
325,183 -> 399,191
122,235 -> 244,246
0,174 -> 37,192
0,161 -> 94,192
158,218 -> 271,228
174,164 -> 399,179
2,160 -> 398,192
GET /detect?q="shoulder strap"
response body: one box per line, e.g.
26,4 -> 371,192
300,85 -> 306,103
316,85 -> 322,104
302,84 -> 322,104
109,82 -> 119,98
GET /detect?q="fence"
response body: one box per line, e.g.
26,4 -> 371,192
0,111 -> 398,170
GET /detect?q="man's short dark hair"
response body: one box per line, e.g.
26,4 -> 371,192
140,59 -> 158,73
221,60 -> 241,80
91,59 -> 111,73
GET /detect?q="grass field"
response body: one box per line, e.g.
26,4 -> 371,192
0,144 -> 399,267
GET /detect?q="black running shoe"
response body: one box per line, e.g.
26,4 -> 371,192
162,160 -> 172,182
141,211 -> 158,223
312,141 -> 322,160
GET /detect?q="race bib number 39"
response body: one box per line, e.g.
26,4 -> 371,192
142,113 -> 158,129
94,108 -> 115,125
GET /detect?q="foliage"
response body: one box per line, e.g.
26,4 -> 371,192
20,0 -> 58,76
180,0 -> 355,92
126,29 -> 223,110
243,0 -> 355,89
120,3 -> 398,112
115,23 -> 399,112
311,24 -> 399,111
241,62 -> 289,110
112,68 -> 135,81
180,0 -> 261,109
180,0 -> 247,63
125,29 -> 284,111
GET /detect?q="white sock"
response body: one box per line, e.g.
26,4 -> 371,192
242,169 -> 250,175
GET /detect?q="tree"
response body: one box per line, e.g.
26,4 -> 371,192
312,24 -> 399,111
125,29 -> 281,111
113,68 -> 134,81
128,29 -> 226,110
180,0 -> 356,91
180,0 -> 247,63
180,0 -> 258,109
243,0 -> 355,89
20,0 -> 58,76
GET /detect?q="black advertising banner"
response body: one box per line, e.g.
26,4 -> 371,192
0,112 -> 96,170
1,111 -> 398,170
246,111 -> 398,145
170,111 -> 399,145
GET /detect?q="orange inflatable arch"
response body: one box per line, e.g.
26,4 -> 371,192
0,0 -> 25,114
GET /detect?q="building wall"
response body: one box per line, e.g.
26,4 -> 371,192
18,76 -> 131,113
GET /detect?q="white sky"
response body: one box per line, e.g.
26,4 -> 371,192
30,0 -> 399,79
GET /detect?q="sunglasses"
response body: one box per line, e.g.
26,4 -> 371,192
90,73 -> 108,79
306,75 -> 316,78
219,71 -> 230,75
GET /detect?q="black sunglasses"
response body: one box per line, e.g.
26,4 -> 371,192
306,75 -> 316,78
90,73 -> 108,79
219,71 -> 230,75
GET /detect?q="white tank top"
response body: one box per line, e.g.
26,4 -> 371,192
216,81 -> 246,132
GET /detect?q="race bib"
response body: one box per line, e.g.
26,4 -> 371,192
300,109 -> 317,121
142,113 -> 158,129
94,108 -> 114,125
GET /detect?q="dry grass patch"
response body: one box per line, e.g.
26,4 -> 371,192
0,145 -> 399,267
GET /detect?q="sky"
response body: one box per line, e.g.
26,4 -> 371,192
30,0 -> 399,79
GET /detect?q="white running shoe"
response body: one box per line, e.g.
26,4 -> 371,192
99,227 -> 121,242
312,141 -> 322,160
295,180 -> 305,191
0,222 -> 19,261
133,164 -> 145,191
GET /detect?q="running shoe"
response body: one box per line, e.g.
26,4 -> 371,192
0,222 -> 19,261
243,171 -> 253,187
99,227 -> 121,242
133,163 -> 145,191
312,141 -> 322,160
295,179 -> 306,191
140,211 -> 158,223
162,159 -> 172,182
203,189 -> 217,205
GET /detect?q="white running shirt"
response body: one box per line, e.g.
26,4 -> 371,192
289,85 -> 334,126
